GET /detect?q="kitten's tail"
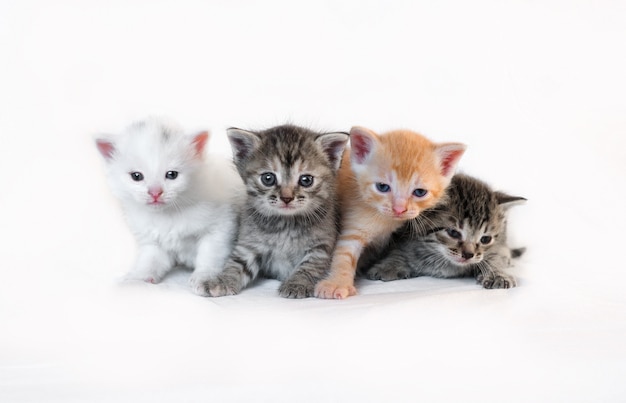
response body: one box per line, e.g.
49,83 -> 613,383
511,247 -> 526,259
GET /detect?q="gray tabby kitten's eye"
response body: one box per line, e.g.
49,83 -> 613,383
130,172 -> 144,181
299,175 -> 314,187
165,171 -> 178,180
261,172 -> 277,186
480,235 -> 492,244
446,228 -> 462,239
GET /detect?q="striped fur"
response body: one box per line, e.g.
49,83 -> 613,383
363,174 -> 526,289
201,125 -> 348,298
315,126 -> 466,299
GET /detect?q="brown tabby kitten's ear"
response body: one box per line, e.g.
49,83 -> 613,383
226,128 -> 261,164
191,131 -> 210,158
349,126 -> 379,164
95,137 -> 116,160
495,192 -> 527,209
315,132 -> 350,170
434,143 -> 467,179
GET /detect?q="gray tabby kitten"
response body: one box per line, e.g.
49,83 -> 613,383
201,125 -> 349,298
363,174 -> 526,289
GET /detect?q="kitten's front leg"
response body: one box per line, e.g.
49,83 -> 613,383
190,229 -> 236,296
280,245 -> 332,299
126,244 -> 173,284
363,251 -> 412,281
201,245 -> 259,297
314,239 -> 361,299
474,253 -> 517,289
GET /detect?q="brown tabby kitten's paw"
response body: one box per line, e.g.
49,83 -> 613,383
279,279 -> 314,299
477,272 -> 517,289
365,265 -> 411,281
314,280 -> 357,299
202,275 -> 242,297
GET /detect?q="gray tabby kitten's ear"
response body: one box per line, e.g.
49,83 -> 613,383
227,128 -> 261,164
315,132 -> 350,171
495,192 -> 527,209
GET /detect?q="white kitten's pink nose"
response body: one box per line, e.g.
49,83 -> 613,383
148,187 -> 163,201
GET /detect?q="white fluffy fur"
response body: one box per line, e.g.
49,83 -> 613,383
96,117 -> 245,295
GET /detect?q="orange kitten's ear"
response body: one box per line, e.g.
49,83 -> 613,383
349,126 -> 379,164
316,132 -> 349,170
227,128 -> 261,164
192,131 -> 210,158
435,143 -> 466,179
95,137 -> 116,160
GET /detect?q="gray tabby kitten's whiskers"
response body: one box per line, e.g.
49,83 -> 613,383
201,125 -> 349,298
363,174 -> 526,289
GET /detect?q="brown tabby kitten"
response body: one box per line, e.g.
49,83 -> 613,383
363,174 -> 526,289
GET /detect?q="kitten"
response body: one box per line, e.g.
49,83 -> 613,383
201,125 -> 349,298
363,174 -> 526,289
315,126 -> 466,299
95,117 -> 245,294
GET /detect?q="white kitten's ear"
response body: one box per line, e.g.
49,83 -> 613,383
495,192 -> 527,209
227,128 -> 261,163
316,132 -> 349,170
349,126 -> 379,165
435,143 -> 466,179
95,137 -> 116,160
192,131 -> 210,158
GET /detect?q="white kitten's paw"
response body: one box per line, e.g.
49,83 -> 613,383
124,270 -> 163,284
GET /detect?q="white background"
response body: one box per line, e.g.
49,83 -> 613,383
1,1 -> 625,402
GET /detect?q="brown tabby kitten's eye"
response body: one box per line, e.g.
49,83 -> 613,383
446,228 -> 462,239
480,235 -> 492,244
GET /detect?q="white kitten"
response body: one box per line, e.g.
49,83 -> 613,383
95,117 -> 245,295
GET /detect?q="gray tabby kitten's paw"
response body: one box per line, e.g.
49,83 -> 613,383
476,272 -> 517,289
365,265 -> 411,281
202,275 -> 242,297
279,278 -> 314,299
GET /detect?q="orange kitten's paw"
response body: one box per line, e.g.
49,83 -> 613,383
314,280 -> 357,299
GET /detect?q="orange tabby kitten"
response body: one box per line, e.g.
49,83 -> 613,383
314,126 -> 466,299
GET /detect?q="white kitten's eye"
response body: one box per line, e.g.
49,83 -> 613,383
130,172 -> 144,182
299,175 -> 314,188
413,188 -> 428,198
165,171 -> 178,180
261,172 -> 276,187
480,235 -> 493,245
375,182 -> 391,193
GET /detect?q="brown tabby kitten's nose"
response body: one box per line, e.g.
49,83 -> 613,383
462,251 -> 474,259
280,196 -> 294,204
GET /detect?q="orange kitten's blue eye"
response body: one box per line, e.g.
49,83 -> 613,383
375,183 -> 391,193
299,175 -> 314,187
130,172 -> 144,181
446,228 -> 462,239
480,235 -> 492,244
413,188 -> 427,197
165,171 -> 178,180
261,172 -> 276,186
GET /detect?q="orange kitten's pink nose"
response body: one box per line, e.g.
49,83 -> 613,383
392,202 -> 408,215
148,187 -> 163,200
